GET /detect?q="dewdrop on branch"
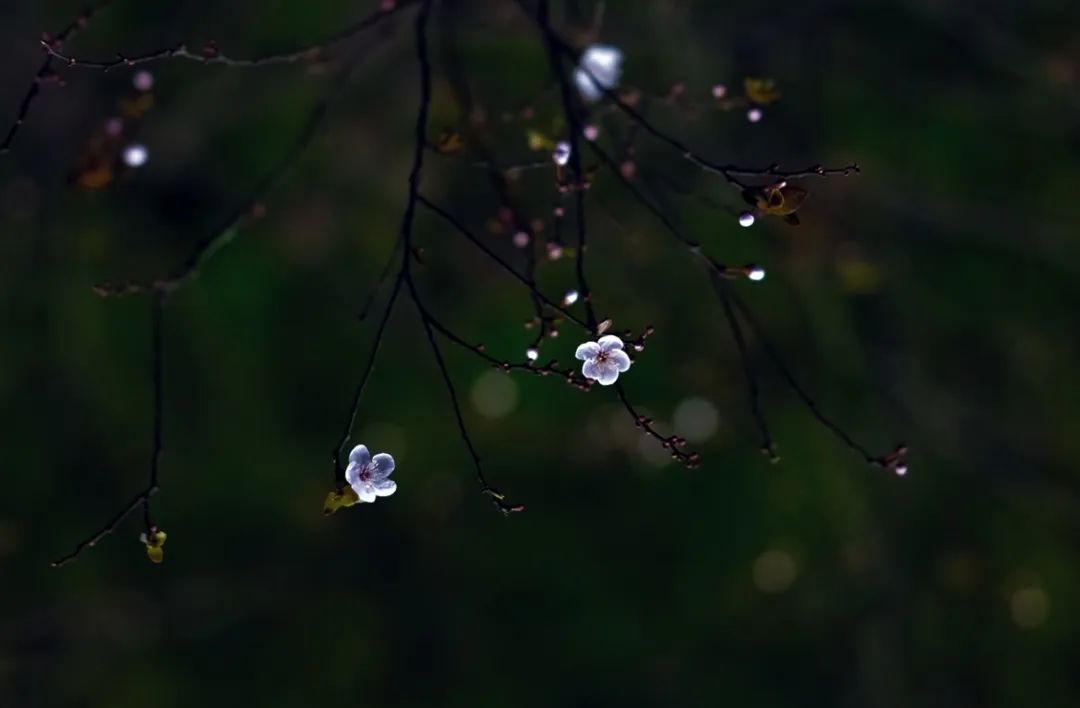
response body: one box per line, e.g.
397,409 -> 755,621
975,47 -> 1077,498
738,211 -> 756,227
123,144 -> 148,168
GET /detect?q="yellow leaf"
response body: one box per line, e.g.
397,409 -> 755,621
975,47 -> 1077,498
744,77 -> 781,105
76,165 -> 113,189
323,487 -> 360,515
435,130 -> 463,154
838,259 -> 881,294
141,529 -> 167,564
527,129 -> 555,152
146,544 -> 164,563
120,93 -> 154,118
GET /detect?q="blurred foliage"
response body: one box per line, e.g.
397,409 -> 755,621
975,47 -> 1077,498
2,1 -> 1080,707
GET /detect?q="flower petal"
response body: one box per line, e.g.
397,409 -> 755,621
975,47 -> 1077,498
595,361 -> 621,386
575,45 -> 623,103
371,453 -> 396,480
608,349 -> 632,372
574,68 -> 604,102
373,479 -> 397,497
348,445 -> 371,467
583,46 -> 623,79
345,463 -> 361,488
575,341 -> 601,361
352,482 -> 377,503
582,358 -> 603,381
597,334 -> 624,352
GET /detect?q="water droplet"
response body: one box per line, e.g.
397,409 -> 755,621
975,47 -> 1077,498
123,144 -> 148,168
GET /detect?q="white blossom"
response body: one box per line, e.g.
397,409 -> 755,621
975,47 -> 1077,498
552,141 -> 571,166
738,211 -> 755,228
575,334 -> 632,386
574,45 -> 623,103
345,444 -> 396,502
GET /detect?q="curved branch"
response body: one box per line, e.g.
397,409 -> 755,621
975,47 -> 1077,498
41,1 -> 416,72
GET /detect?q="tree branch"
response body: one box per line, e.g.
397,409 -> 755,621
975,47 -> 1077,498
0,0 -> 116,156
40,1 -> 415,72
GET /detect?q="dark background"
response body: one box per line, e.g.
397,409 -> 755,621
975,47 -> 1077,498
2,1 -> 1079,706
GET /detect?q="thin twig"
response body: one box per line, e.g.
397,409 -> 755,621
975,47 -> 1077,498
53,292 -> 165,567
538,0 -> 600,333
613,383 -> 699,468
418,299 -> 593,389
550,33 -> 860,189
724,287 -> 891,467
41,1 -> 415,72
1,0 -> 116,155
94,36 -> 389,297
712,275 -> 777,460
333,276 -> 405,481
417,195 -> 589,330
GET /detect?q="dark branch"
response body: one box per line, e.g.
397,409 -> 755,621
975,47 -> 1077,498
537,0 -> 601,333
724,286 -> 901,469
550,33 -> 860,190
1,0 -> 116,155
53,292 -> 166,567
712,275 -> 777,461
333,276 -> 404,481
93,39 -> 384,297
40,1 -> 415,72
417,195 -> 589,330
614,383 -> 699,468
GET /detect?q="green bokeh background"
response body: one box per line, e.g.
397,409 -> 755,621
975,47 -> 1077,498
2,1 -> 1079,706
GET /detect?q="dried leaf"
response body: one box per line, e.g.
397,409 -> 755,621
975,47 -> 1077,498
744,77 -> 781,105
120,93 -> 154,118
756,185 -> 808,216
435,129 -> 463,154
76,164 -> 113,189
